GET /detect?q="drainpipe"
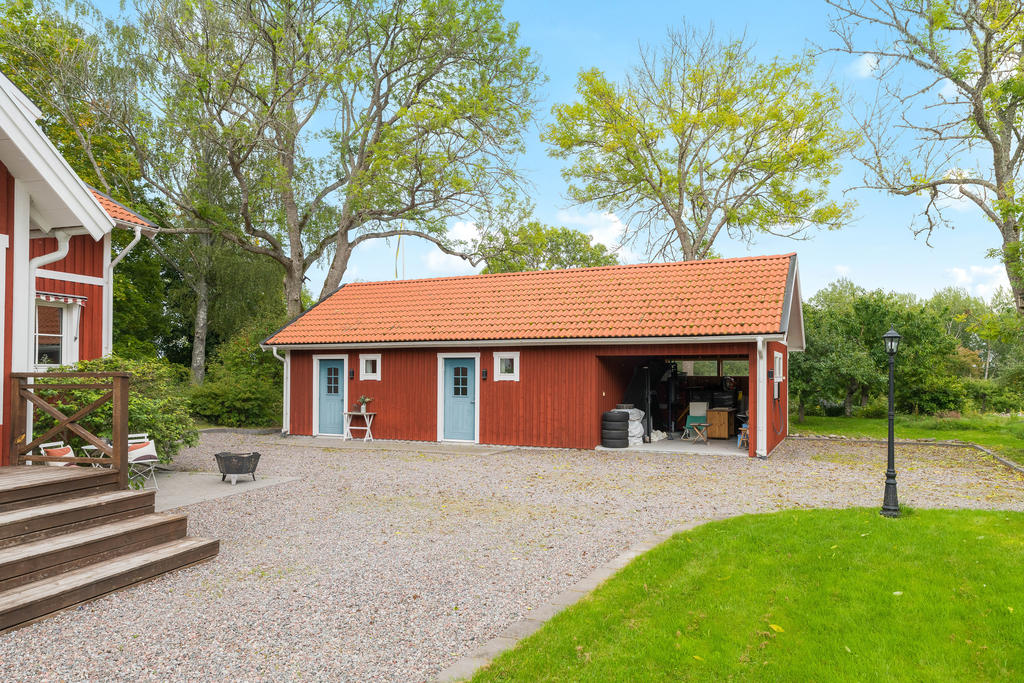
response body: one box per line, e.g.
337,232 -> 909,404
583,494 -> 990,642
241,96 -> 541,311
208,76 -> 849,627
103,226 -> 143,355
271,346 -> 290,435
756,336 -> 767,459
28,231 -> 73,342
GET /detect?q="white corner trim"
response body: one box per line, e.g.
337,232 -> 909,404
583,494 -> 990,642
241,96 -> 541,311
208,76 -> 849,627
283,350 -> 291,435
492,351 -> 520,381
311,353 -> 349,436
0,234 -> 7,424
11,181 -> 31,374
359,353 -> 382,381
756,337 -> 767,458
436,352 -> 481,443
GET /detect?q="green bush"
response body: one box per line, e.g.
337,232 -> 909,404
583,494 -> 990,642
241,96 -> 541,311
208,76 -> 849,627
853,394 -> 888,419
962,377 -> 1024,414
190,317 -> 284,427
35,355 -> 197,463
898,375 -> 967,415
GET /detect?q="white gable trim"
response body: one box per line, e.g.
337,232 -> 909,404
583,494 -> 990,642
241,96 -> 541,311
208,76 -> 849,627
0,73 -> 114,239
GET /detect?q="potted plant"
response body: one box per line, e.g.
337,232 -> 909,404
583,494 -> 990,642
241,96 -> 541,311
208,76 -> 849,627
355,395 -> 374,413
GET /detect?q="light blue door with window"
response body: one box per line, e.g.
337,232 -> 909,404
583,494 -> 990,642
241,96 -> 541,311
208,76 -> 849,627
318,359 -> 345,434
443,357 -> 476,440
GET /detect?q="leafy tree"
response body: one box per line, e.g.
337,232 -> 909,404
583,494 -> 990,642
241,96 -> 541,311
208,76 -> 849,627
828,0 -> 1024,315
480,221 -> 618,273
113,0 -> 541,316
190,315 -> 287,428
543,24 -> 857,261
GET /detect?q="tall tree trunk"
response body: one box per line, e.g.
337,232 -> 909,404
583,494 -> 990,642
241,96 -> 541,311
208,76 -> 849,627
320,229 -> 353,299
860,384 -> 869,407
283,262 -> 304,319
798,401 -> 806,424
844,381 -> 856,417
999,227 -> 1024,315
191,274 -> 209,384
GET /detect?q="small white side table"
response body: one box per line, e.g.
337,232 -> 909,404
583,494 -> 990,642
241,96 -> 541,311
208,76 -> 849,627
343,412 -> 376,442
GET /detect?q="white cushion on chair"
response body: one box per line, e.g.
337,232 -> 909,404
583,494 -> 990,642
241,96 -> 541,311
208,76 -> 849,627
128,441 -> 158,462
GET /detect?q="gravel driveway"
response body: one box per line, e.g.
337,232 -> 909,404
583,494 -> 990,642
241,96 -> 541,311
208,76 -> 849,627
2,433 -> 1022,681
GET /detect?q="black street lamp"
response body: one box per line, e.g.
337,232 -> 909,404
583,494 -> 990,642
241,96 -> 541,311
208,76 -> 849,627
881,328 -> 901,518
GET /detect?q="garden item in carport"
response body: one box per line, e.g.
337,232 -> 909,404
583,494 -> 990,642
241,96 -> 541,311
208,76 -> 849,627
214,451 -> 261,485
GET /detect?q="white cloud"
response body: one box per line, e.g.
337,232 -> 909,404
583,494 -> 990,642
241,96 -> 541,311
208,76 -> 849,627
447,220 -> 479,243
946,264 -> 1009,299
834,264 -> 851,277
847,54 -> 878,79
424,250 -> 478,276
555,210 -> 638,262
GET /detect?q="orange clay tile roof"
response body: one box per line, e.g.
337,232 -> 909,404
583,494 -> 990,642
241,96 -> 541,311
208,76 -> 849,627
89,188 -> 153,229
266,253 -> 797,345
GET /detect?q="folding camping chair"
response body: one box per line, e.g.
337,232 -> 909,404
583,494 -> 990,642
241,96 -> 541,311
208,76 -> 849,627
682,402 -> 710,445
126,433 -> 160,490
29,441 -> 78,467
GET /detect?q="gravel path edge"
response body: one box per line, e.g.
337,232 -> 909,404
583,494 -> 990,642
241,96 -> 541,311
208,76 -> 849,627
790,435 -> 1024,476
435,514 -> 733,683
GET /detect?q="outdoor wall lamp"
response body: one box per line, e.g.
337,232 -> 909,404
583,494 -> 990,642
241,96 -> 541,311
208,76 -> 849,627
482,369 -> 488,380
881,327 -> 901,518
349,369 -> 355,380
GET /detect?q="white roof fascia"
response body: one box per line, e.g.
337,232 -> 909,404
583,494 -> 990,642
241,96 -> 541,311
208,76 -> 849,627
0,72 -> 114,239
261,333 -> 786,351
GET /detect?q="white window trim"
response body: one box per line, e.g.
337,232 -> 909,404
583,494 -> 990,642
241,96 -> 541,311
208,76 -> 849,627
33,300 -> 79,371
312,353 -> 349,436
436,352 -> 481,443
774,351 -> 785,381
492,351 -> 520,382
359,353 -> 382,381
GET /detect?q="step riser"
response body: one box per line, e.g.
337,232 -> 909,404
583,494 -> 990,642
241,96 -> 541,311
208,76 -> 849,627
0,482 -> 120,513
0,517 -> 188,590
0,540 -> 220,632
0,506 -> 156,550
0,492 -> 156,545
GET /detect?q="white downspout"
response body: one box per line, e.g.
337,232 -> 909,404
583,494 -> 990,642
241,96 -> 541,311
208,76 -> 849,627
271,346 -> 290,435
28,231 -> 72,354
756,336 -> 767,459
103,226 -> 143,355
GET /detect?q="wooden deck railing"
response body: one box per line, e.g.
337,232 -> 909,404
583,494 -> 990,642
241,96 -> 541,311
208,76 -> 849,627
9,372 -> 130,490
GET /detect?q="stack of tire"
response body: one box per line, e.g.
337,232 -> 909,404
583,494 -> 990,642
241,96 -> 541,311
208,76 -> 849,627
601,410 -> 629,448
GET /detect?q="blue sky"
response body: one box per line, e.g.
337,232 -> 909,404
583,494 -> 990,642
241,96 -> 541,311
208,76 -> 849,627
94,0 -> 1010,302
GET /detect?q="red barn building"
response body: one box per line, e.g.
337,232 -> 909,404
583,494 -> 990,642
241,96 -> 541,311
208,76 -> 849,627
1,72 -> 151,465
264,254 -> 804,457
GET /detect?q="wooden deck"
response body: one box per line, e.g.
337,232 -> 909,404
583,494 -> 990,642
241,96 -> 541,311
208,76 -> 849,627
0,465 -> 218,631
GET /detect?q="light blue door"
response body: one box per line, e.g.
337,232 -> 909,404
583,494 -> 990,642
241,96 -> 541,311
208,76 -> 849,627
443,357 -> 476,441
318,359 -> 345,434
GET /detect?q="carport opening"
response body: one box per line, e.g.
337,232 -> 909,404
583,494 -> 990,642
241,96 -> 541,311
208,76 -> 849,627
598,356 -> 750,443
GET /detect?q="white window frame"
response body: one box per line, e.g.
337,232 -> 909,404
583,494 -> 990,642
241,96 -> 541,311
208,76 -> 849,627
312,353 -> 349,436
33,300 -> 79,370
436,352 -> 481,443
359,353 -> 382,381
492,351 -> 520,382
774,351 -> 785,382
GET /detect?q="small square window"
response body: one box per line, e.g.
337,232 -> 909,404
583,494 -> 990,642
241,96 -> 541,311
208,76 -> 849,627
360,354 -> 381,381
493,352 -> 520,381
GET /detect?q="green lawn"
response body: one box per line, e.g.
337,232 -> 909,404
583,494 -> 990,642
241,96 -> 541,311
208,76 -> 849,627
473,509 -> 1024,682
791,414 -> 1024,465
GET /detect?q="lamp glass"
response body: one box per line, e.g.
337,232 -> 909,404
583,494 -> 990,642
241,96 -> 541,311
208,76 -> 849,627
883,329 -> 901,356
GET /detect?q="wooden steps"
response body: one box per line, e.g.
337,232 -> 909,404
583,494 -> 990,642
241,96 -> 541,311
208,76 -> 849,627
0,467 -> 218,631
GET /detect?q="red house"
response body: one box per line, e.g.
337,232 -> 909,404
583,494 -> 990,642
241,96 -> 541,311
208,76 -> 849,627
264,253 -> 804,457
1,72 -> 152,465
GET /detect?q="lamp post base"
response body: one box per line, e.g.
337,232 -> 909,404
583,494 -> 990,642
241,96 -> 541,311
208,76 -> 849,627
880,475 -> 900,518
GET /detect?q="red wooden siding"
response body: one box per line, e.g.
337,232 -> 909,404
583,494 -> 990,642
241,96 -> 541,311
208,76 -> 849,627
765,341 -> 789,454
1,162 -> 13,465
288,341 -> 767,451
30,235 -> 104,278
31,235 -> 105,361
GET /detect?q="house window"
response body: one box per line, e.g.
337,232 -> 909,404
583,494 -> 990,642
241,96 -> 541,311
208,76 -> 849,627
35,304 -> 64,366
493,351 -> 520,381
774,352 -> 785,380
360,353 -> 381,381
326,366 -> 339,394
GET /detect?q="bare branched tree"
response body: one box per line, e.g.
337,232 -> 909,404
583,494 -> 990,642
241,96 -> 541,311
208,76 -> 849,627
827,0 -> 1024,315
